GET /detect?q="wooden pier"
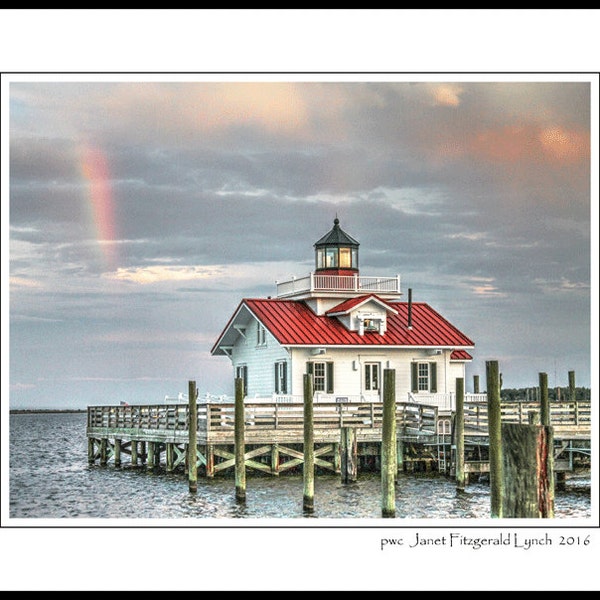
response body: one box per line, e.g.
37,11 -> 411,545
87,400 -> 438,476
455,398 -> 592,478
86,397 -> 591,479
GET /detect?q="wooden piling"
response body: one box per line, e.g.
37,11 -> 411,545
381,368 -> 396,518
156,444 -> 162,467
539,372 -> 550,427
340,427 -> 357,483
568,370 -> 576,402
206,444 -> 215,478
88,438 -> 95,464
234,377 -> 246,502
303,373 -> 315,513
455,377 -> 465,491
147,441 -> 155,471
131,440 -> 138,466
486,360 -> 503,518
100,438 -> 108,466
114,438 -> 121,467
271,444 -> 280,475
333,442 -> 341,474
166,443 -> 174,472
473,374 -> 480,394
397,438 -> 404,473
501,423 -> 555,518
539,373 -> 556,502
188,380 -> 198,493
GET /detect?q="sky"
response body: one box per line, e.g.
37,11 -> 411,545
5,74 -> 595,409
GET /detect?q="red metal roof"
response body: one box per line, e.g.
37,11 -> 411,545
450,349 -> 473,361
325,294 -> 398,316
213,296 -> 474,350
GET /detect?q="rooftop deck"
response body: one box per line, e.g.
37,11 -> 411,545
276,272 -> 402,298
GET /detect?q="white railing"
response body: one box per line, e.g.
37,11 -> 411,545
252,393 -> 370,404
465,393 -> 487,403
407,392 -> 455,412
407,392 -> 489,412
199,391 -> 487,408
276,273 -> 401,297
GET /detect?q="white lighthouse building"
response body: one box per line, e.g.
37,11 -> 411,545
211,218 -> 474,413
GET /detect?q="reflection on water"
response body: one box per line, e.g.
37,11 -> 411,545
9,412 -> 592,520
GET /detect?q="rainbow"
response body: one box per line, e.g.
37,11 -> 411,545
79,142 -> 118,270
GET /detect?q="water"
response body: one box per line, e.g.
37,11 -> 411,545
8,412 -> 592,520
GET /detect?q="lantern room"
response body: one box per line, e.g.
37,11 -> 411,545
314,217 -> 360,276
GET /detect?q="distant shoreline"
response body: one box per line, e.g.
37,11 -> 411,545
9,408 -> 86,414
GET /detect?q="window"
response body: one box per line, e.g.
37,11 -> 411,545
363,318 -> 380,331
313,362 -> 326,391
325,247 -> 338,268
316,248 -> 325,269
316,246 -> 357,270
274,361 -> 288,394
339,247 -> 352,268
364,362 -> 379,391
306,361 -> 334,393
256,323 -> 266,346
236,365 -> 248,397
411,362 -> 437,393
418,363 -> 429,391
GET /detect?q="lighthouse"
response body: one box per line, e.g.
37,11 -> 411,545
275,217 -> 402,312
314,217 -> 360,276
211,216 -> 474,411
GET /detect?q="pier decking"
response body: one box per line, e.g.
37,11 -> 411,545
87,399 -> 591,477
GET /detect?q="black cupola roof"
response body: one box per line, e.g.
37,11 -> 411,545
314,217 -> 359,248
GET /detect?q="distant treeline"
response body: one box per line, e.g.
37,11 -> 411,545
499,387 -> 591,402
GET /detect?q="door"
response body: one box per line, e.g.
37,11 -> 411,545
363,362 -> 380,400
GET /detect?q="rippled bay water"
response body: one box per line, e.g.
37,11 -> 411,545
8,412 -> 592,520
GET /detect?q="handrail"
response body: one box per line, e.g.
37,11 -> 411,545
276,273 -> 401,297
87,401 -> 438,434
87,400 -> 591,436
463,400 -> 591,432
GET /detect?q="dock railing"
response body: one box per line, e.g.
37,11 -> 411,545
88,404 -> 190,431
463,400 -> 591,437
88,401 -> 438,440
87,399 -> 590,441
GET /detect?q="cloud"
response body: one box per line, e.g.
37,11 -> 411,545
9,382 -> 37,391
429,83 -> 464,107
462,277 -> 507,298
435,123 -> 590,167
534,277 -> 590,294
9,276 -> 42,289
539,126 -> 588,162
109,265 -> 226,284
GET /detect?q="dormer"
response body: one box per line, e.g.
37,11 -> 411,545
326,294 -> 398,336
